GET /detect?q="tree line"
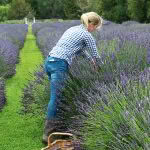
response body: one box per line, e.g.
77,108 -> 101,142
0,0 -> 150,23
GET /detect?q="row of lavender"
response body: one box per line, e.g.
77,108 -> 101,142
0,24 -> 28,110
21,21 -> 150,149
0,24 -> 28,77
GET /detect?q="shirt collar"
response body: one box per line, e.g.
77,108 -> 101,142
80,24 -> 88,31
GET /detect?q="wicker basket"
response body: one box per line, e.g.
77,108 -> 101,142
41,132 -> 80,150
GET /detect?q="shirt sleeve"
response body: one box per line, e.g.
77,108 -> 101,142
84,32 -> 101,59
77,49 -> 93,61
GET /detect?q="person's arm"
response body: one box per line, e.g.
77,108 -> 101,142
78,49 -> 101,71
84,32 -> 101,59
84,33 -> 103,70
79,49 -> 93,61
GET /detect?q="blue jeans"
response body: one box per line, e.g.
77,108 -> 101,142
44,56 -> 69,120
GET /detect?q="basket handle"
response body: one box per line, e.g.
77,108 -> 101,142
48,132 -> 76,145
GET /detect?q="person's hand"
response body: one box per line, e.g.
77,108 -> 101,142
91,59 -> 99,72
94,64 -> 99,71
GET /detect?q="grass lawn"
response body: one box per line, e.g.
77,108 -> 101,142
0,24 -> 45,150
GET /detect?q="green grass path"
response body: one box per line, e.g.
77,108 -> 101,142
0,25 -> 45,150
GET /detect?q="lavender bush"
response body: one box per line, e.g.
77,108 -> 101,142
81,78 -> 150,149
0,24 -> 28,48
0,24 -> 28,78
36,27 -> 64,57
32,20 -> 80,36
0,78 -> 5,111
121,20 -> 139,26
0,39 -> 18,77
0,24 -> 28,110
20,66 -> 49,116
0,55 -> 8,77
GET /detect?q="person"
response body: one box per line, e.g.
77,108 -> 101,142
42,12 -> 103,144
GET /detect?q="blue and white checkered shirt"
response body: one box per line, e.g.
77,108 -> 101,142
49,24 -> 100,65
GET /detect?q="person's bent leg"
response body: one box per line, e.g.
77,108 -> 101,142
42,58 -> 68,144
47,72 -> 67,120
42,72 -> 67,144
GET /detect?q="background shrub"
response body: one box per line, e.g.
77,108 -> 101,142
0,5 -> 9,22
8,0 -> 32,20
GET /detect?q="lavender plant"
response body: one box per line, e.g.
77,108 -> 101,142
121,20 -> 139,26
0,39 -> 18,78
0,24 -> 28,78
81,78 -> 150,150
0,77 -> 5,111
20,66 -> 49,117
36,27 -> 64,57
0,55 -> 8,77
32,20 -> 80,36
0,24 -> 28,48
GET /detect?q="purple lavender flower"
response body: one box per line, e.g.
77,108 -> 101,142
120,72 -> 129,88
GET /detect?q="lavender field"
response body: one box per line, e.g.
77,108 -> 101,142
27,20 -> 150,150
0,24 -> 28,110
8,20 -> 150,149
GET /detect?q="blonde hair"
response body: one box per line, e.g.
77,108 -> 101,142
81,12 -> 103,29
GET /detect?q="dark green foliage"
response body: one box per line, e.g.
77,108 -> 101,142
35,0 -> 65,19
112,3 -> 129,23
94,0 -> 128,23
0,0 -> 10,5
63,0 -> 81,19
2,0 -> 150,23
25,0 -> 38,14
0,5 -> 9,22
8,0 -> 33,20
145,0 -> 150,22
127,0 -> 147,22
88,0 -> 150,23
76,0 -> 89,12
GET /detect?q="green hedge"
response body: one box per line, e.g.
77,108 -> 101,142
0,5 -> 9,22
